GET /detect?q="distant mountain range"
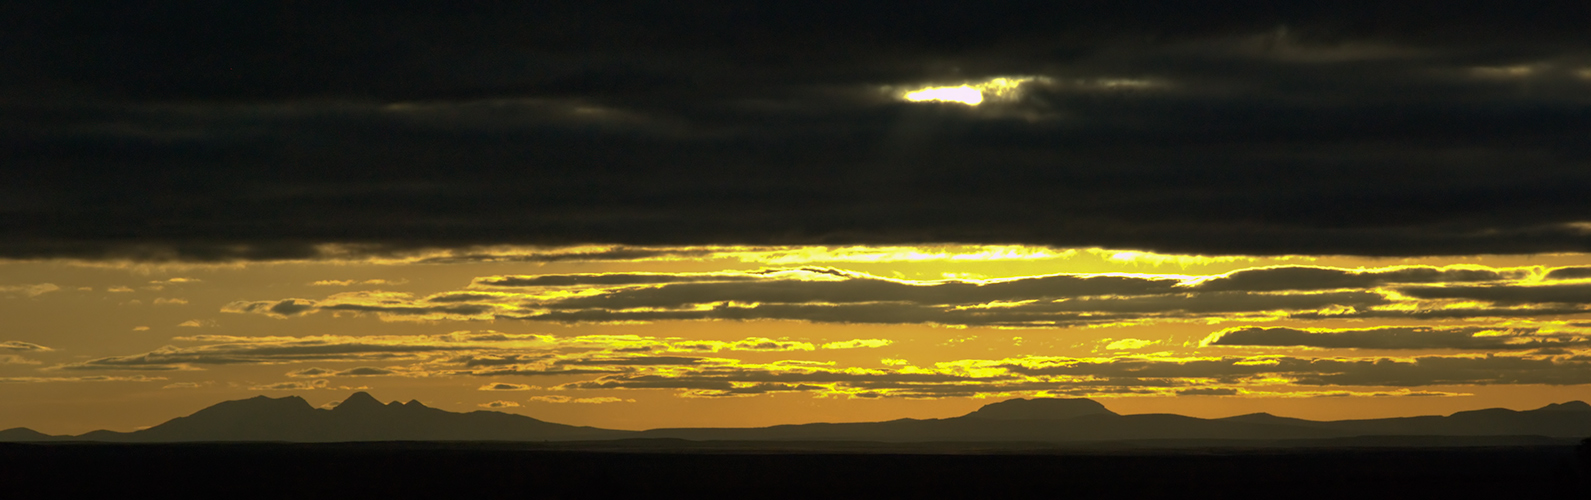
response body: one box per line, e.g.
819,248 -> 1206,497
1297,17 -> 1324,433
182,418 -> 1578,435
0,392 -> 623,443
5,393 -> 1591,445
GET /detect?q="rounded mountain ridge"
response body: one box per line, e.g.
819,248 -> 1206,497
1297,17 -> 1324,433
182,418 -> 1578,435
962,398 -> 1117,420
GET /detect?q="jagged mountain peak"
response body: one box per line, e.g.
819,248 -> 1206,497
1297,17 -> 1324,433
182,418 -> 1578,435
334,391 -> 386,412
44,391 -> 627,442
962,398 -> 1117,420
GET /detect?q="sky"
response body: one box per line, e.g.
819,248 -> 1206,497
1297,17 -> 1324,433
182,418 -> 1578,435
3,2 -> 1591,434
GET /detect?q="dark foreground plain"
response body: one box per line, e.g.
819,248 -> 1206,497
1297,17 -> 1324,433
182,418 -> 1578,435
3,442 -> 1587,499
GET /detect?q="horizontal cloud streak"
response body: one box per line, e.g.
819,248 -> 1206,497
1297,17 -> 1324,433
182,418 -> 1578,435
0,341 -> 52,352
1189,266 -> 1517,292
1398,284 -> 1591,304
219,264 -> 1591,328
1206,326 -> 1591,350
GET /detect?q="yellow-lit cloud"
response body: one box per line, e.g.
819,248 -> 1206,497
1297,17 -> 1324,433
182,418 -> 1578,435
0,283 -> 60,297
899,77 -> 1043,106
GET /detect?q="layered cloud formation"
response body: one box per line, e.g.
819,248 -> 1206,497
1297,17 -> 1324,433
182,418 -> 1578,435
19,262 -> 1584,400
3,4 -> 1590,259
212,265 -> 1587,329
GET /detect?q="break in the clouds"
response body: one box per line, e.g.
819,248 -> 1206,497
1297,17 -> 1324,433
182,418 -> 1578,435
219,265 -> 1589,328
4,3 -> 1591,260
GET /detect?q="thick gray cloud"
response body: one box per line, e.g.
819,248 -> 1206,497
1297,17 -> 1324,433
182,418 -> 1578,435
507,289 -> 1391,327
461,368 -> 628,378
4,3 -> 1591,259
425,293 -> 506,304
1177,388 -> 1240,396
558,369 -> 1013,397
1546,267 -> 1591,280
546,351 -> 1591,397
479,383 -> 532,391
1190,266 -> 1514,292
477,273 -> 769,287
286,367 -> 336,377
1004,355 -> 1591,387
1288,356 -> 1591,387
340,367 -> 398,376
1012,291 -> 1388,314
1207,326 -> 1589,350
1289,307 -> 1591,321
318,303 -> 494,316
59,340 -> 474,371
1398,284 -> 1591,304
534,273 -> 1182,310
554,356 -> 708,367
224,298 -> 493,319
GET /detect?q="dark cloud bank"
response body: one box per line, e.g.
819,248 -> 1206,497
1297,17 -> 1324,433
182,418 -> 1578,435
4,2 -> 1591,260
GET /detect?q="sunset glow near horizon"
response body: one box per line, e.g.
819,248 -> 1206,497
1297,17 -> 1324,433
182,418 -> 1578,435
5,245 -> 1591,435
7,4 -> 1591,439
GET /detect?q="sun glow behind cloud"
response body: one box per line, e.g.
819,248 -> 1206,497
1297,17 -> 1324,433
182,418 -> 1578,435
904,85 -> 984,105
899,76 -> 1043,105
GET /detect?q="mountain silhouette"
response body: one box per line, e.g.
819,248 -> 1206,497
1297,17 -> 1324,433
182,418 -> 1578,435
962,398 -> 1116,420
0,427 -> 55,442
33,392 -> 628,442
633,398 -> 1591,442
6,395 -> 1591,444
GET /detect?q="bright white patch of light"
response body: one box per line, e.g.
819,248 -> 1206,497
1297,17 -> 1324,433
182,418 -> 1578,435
904,85 -> 984,105
899,76 -> 1044,106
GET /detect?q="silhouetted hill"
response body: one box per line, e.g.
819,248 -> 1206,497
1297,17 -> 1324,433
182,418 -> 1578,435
0,427 -> 56,442
7,395 -> 1591,445
636,407 -> 1341,442
962,398 -> 1116,420
637,398 -> 1591,443
43,392 -> 630,443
